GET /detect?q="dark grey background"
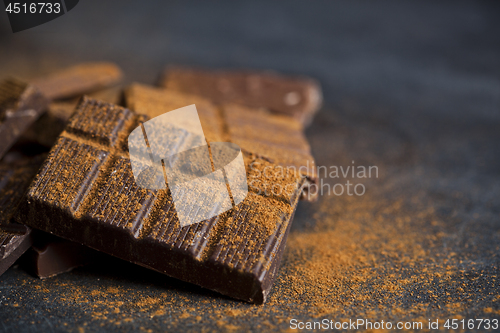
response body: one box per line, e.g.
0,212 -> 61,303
1,1 -> 499,332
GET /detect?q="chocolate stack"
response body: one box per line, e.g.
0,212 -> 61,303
0,64 -> 321,304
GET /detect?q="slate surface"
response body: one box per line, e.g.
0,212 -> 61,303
0,1 -> 499,332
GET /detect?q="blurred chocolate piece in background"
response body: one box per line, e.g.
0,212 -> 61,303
0,79 -> 48,160
30,62 -> 123,100
160,66 -> 322,126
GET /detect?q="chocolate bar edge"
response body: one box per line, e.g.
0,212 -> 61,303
16,197 -> 297,303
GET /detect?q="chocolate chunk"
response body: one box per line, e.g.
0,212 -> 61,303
30,62 -> 123,100
160,66 -> 322,126
0,154 -> 46,276
0,79 -> 48,160
17,97 -> 305,303
23,233 -> 97,279
125,83 -> 317,200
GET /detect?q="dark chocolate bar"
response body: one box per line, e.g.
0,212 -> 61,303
0,79 -> 48,160
17,97 -> 305,303
160,66 -> 322,126
0,154 -> 46,275
30,62 -> 123,100
125,84 -> 317,200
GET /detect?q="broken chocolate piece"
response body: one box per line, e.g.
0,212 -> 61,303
125,83 -> 317,200
0,224 -> 32,276
23,233 -> 97,279
0,79 -> 48,160
160,66 -> 322,126
0,154 -> 46,276
30,62 -> 123,100
17,97 -> 305,303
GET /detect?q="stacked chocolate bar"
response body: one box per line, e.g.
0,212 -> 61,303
1,64 -> 321,304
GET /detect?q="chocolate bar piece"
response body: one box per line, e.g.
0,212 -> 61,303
23,233 -> 96,279
17,97 -> 305,303
0,224 -> 31,276
160,66 -> 322,126
0,79 -> 48,160
0,154 -> 46,276
30,62 -> 123,100
125,83 -> 317,200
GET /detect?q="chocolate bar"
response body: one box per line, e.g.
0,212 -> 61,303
23,233 -> 97,279
30,62 -> 123,100
17,97 -> 305,303
0,154 -> 46,275
160,66 -> 322,126
125,84 -> 317,200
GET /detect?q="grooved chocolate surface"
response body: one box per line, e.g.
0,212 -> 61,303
209,193 -> 289,274
18,97 -> 305,303
86,155 -> 155,230
31,137 -> 110,214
